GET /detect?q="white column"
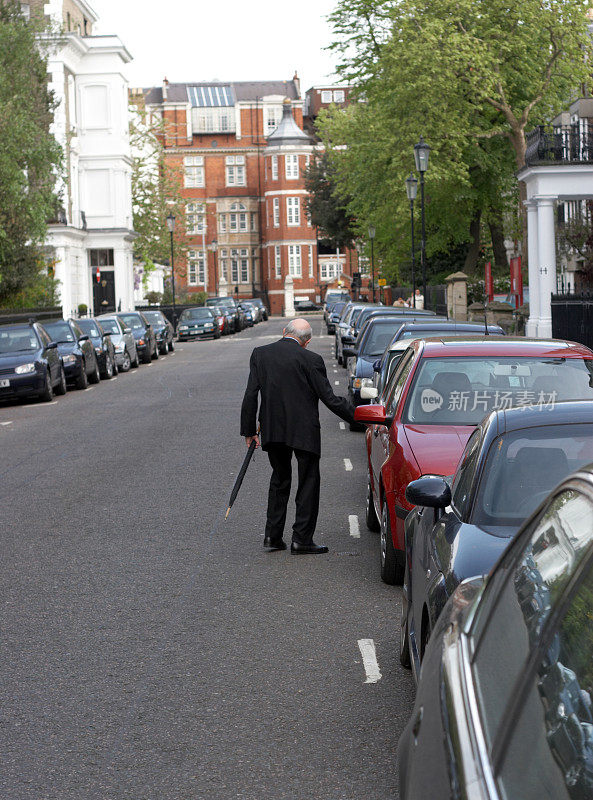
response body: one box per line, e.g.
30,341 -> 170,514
525,200 -> 540,336
284,274 -> 295,317
536,198 -> 557,338
54,246 -> 71,318
219,276 -> 228,297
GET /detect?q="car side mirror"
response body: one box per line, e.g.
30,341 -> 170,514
47,341 -> 58,350
405,476 -> 451,509
373,359 -> 381,373
354,404 -> 392,427
102,332 -> 111,338
124,327 -> 132,334
360,386 -> 378,400
78,335 -> 89,342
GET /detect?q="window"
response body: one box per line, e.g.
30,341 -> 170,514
184,156 -> 204,188
321,90 -> 332,103
333,90 -> 345,103
219,213 -> 226,233
89,248 -> 114,267
320,260 -> 338,280
186,202 -> 205,235
226,155 -> 245,186
273,198 -> 280,227
187,250 -> 206,285
451,429 -> 482,519
385,352 -> 416,417
265,105 -> 282,135
288,245 -> 302,277
192,107 -> 235,134
275,246 -> 282,278
229,202 -> 247,233
271,155 -> 278,180
220,249 -> 228,279
230,248 -> 249,284
309,245 -> 314,277
286,197 -> 300,226
285,154 -> 299,180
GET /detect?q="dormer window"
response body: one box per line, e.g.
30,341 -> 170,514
321,90 -> 332,103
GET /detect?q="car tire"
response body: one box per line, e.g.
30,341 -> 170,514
159,343 -> 167,355
168,339 -> 175,352
120,350 -> 131,372
337,354 -> 343,365
89,357 -> 101,384
399,562 -> 412,668
214,329 -> 221,339
102,355 -> 114,379
152,342 -> 159,360
365,478 -> 380,532
380,502 -> 404,585
75,361 -> 88,390
131,349 -> 140,368
39,369 -> 54,402
55,365 -> 67,395
141,347 -> 151,365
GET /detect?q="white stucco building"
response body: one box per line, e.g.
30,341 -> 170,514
37,0 -> 136,316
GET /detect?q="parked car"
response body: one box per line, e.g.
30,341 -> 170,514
241,300 -> 263,323
324,290 -> 351,319
402,401 -> 593,681
43,318 -> 100,390
0,322 -> 66,402
341,307 -> 439,365
247,297 -> 268,321
96,315 -> 139,371
177,307 -> 220,340
354,336 -> 593,584
142,310 -> 174,354
209,305 -> 230,336
294,299 -> 322,312
116,311 -> 158,364
206,297 -> 243,331
398,461 -> 593,800
326,301 -> 347,334
77,318 -> 118,379
238,302 -> 255,327
335,303 -> 370,364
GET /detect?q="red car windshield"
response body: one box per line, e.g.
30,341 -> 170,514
402,356 -> 593,425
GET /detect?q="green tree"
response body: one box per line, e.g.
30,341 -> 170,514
305,151 -> 356,248
320,0 -> 592,281
0,0 -> 62,305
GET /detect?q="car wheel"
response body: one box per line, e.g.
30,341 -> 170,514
103,355 -> 114,379
120,350 -> 131,372
89,356 -> 101,384
337,354 -> 343,365
55,365 -> 67,395
159,343 -> 167,355
131,349 -> 140,368
214,329 -> 221,339
380,502 -> 404,585
39,369 -> 54,402
168,339 -> 175,352
141,346 -> 151,364
399,562 -> 412,668
365,478 -> 380,532
75,361 -> 88,390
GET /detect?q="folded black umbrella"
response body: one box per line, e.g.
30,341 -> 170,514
225,439 -> 257,520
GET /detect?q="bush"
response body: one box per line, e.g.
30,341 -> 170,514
145,291 -> 163,305
77,303 -> 88,316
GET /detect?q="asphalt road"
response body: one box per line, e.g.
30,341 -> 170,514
0,316 -> 415,800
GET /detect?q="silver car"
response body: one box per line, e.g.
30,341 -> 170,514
96,315 -> 138,371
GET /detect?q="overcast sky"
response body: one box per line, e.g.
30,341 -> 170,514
93,0 -> 340,93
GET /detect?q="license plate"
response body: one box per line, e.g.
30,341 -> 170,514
0,379 -> 9,388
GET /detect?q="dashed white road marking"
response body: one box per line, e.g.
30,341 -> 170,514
84,387 -> 94,392
348,514 -> 360,538
1,421 -> 13,426
339,421 -> 346,430
333,369 -> 338,373
29,401 -> 58,407
343,458 -> 353,471
334,380 -> 340,386
358,639 -> 382,684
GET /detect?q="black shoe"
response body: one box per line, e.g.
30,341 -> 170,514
290,541 -> 329,555
264,537 -> 287,551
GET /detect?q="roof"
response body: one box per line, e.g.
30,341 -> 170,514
415,336 -> 593,358
267,99 -> 312,146
499,401 -> 593,433
144,79 -> 300,107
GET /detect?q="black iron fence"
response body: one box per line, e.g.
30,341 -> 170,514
551,293 -> 593,349
390,285 -> 448,316
525,126 -> 593,167
0,306 -> 62,324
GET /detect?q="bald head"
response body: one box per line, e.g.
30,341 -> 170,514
283,318 -> 312,346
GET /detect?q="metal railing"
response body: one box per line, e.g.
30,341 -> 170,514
525,126 -> 593,166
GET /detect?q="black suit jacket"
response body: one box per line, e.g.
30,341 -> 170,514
240,337 -> 355,456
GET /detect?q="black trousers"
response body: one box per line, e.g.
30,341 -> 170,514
265,444 -> 321,545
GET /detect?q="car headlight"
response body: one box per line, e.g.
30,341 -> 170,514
115,343 -> 124,352
361,378 -> 374,388
179,325 -> 188,331
95,347 -> 102,354
63,354 -> 77,364
15,363 -> 36,374
204,323 -> 213,328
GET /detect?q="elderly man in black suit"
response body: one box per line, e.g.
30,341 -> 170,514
240,318 -> 354,554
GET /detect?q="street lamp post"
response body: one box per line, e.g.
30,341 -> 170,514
211,239 -> 218,296
414,136 -> 430,307
166,212 -> 177,328
405,172 -> 418,308
368,225 -> 376,303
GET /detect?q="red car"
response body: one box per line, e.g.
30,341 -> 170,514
354,336 -> 593,584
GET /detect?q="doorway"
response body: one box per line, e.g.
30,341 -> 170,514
93,270 -> 115,315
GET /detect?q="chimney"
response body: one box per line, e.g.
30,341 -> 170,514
162,77 -> 169,101
293,71 -> 300,98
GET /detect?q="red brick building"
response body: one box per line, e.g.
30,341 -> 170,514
142,77 -> 359,314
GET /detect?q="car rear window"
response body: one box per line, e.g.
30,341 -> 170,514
43,321 -> 75,342
119,314 -> 144,330
77,320 -> 101,338
98,318 -> 120,334
0,328 -> 40,353
402,356 -> 593,425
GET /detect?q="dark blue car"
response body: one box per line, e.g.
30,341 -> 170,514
400,400 -> 593,682
0,322 -> 67,402
43,319 -> 101,390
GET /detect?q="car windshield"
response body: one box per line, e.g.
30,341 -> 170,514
119,314 -> 144,330
143,312 -> 164,325
474,424 -> 593,526
181,308 -> 213,320
0,328 -> 39,353
77,320 -> 101,338
400,327 -> 463,339
360,322 -> 410,357
43,321 -> 75,342
99,318 -> 120,334
403,356 -> 593,425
